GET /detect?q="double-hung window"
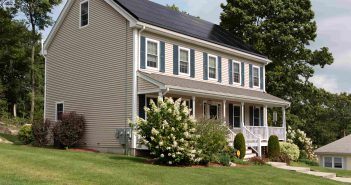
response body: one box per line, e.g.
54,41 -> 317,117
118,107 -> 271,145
253,66 -> 260,87
233,62 -> 241,84
208,55 -> 217,79
324,156 -> 343,169
56,102 -> 64,121
80,0 -> 89,27
179,48 -> 190,74
146,39 -> 159,68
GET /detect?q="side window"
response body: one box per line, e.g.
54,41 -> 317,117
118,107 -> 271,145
179,48 -> 190,74
334,157 -> 343,169
146,39 -> 159,69
233,62 -> 241,84
253,67 -> 260,87
324,157 -> 332,168
56,102 -> 64,121
208,55 -> 217,79
80,0 -> 89,27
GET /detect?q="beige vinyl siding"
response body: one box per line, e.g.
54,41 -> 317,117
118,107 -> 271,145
138,78 -> 159,92
347,156 -> 351,170
140,31 -> 265,92
46,0 -> 133,152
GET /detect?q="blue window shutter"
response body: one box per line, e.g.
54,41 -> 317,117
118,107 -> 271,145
160,41 -> 165,72
228,60 -> 233,85
138,94 -> 146,119
260,107 -> 264,126
229,104 -> 233,127
203,53 -> 208,80
190,49 -> 195,78
140,36 -> 146,69
249,64 -> 253,88
218,56 -> 222,83
173,45 -> 179,75
241,62 -> 245,86
260,66 -> 264,90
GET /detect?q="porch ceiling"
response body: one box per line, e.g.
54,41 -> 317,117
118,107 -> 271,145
138,71 -> 290,107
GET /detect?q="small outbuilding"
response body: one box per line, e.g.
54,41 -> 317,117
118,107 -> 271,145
315,135 -> 351,170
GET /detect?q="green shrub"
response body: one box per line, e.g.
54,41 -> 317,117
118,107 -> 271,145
219,153 -> 231,166
280,142 -> 300,161
287,126 -> 316,160
299,159 -> 319,166
234,133 -> 246,159
268,135 -> 280,159
18,124 -> 33,144
53,112 -> 85,148
32,119 -> 51,146
249,157 -> 266,165
231,156 -> 249,165
195,119 -> 228,163
134,98 -> 201,166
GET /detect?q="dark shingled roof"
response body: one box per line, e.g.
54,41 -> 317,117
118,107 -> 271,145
139,72 -> 289,106
113,0 -> 266,58
315,135 -> 351,155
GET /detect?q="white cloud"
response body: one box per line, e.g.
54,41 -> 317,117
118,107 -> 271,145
310,75 -> 341,93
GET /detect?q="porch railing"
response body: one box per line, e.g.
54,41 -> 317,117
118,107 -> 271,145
268,127 -> 286,141
246,126 -> 268,141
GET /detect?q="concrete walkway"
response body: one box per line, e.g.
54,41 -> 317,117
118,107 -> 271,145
268,162 -> 351,184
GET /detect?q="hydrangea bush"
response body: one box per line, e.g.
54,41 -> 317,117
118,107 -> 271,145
280,142 -> 300,161
287,126 -> 316,160
134,97 -> 201,165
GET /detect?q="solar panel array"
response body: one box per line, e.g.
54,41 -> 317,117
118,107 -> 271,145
114,0 -> 266,58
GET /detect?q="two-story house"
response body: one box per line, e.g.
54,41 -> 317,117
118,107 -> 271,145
43,0 -> 290,156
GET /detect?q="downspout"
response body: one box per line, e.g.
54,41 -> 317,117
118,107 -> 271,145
131,25 -> 146,155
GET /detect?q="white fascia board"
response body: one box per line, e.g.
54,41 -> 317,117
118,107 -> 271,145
165,85 -> 290,107
135,22 -> 272,65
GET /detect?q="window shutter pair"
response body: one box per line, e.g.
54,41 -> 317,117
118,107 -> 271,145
173,45 -> 195,77
140,36 -> 165,72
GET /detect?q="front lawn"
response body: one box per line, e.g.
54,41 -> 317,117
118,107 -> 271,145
0,144 -> 346,185
291,162 -> 351,178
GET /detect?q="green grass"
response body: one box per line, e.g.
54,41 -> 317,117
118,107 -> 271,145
0,133 -> 21,144
0,144 -> 346,185
291,161 -> 351,178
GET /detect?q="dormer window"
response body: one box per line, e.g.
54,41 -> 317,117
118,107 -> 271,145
80,0 -> 89,27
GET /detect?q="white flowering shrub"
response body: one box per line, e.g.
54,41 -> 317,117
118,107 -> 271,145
280,142 -> 300,161
287,126 -> 316,160
134,97 -> 201,165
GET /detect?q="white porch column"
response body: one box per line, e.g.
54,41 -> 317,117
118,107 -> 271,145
158,91 -> 163,99
264,105 -> 268,140
223,100 -> 226,123
282,107 -> 286,141
192,96 -> 196,118
240,102 -> 245,128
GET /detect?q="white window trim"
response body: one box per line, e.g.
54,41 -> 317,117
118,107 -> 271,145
324,156 -> 344,169
79,0 -> 89,29
145,38 -> 160,70
55,101 -> 64,122
203,101 -> 222,119
232,104 -> 241,128
208,54 -> 218,80
178,47 -> 190,76
232,61 -> 241,85
252,106 -> 261,126
253,65 -> 260,87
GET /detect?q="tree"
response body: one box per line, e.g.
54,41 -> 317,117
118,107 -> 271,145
166,4 -> 200,18
12,0 -> 62,122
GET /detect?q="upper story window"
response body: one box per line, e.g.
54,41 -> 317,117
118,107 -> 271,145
146,39 -> 159,69
80,0 -> 89,28
56,102 -> 64,121
253,66 -> 260,87
179,48 -> 190,74
233,62 -> 241,84
208,55 -> 217,79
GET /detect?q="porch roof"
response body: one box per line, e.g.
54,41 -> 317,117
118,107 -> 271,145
138,72 -> 290,107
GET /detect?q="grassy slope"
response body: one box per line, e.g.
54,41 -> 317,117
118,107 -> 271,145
291,162 -> 351,178
0,133 -> 21,144
0,144 -> 346,185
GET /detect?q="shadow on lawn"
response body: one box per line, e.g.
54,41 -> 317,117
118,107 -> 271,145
109,155 -> 147,164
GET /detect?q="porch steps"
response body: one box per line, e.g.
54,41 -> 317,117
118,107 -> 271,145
244,148 -> 257,160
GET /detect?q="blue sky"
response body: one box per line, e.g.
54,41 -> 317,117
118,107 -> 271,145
43,0 -> 351,93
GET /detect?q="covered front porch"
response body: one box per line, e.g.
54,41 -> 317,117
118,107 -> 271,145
137,72 -> 290,156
